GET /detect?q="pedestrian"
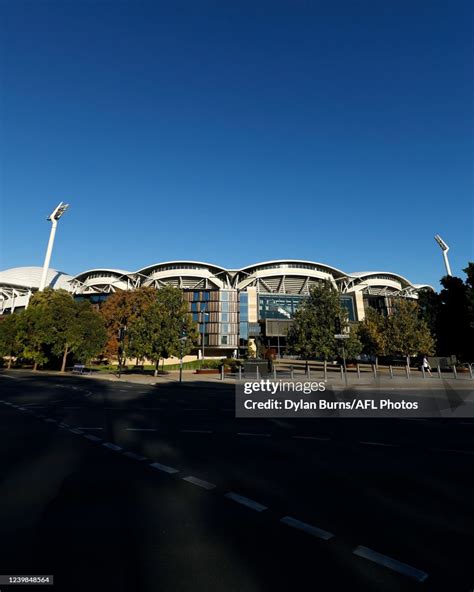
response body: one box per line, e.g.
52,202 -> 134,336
422,355 -> 431,376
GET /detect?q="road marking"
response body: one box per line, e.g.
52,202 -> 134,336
224,492 -> 267,512
119,389 -> 128,392
126,428 -> 158,432
293,435 -> 330,441
123,451 -> 148,461
180,429 -> 213,434
69,428 -> 84,435
58,422 -> 70,428
280,516 -> 335,540
102,442 -> 122,451
353,545 -> 429,582
184,408 -> 207,411
45,418 -> 57,423
138,407 -> 165,411
0,375 -> 21,379
182,476 -> 216,490
84,434 -> 101,442
359,441 -> 398,447
429,447 -> 474,455
63,406 -> 82,410
460,421 -> 474,426
237,432 -> 270,437
77,427 -> 103,430
150,462 -> 179,474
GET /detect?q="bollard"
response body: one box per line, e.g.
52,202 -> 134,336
389,365 -> 393,379
437,364 -> 441,379
256,365 -> 260,380
340,365 -> 344,381
453,366 -> 457,379
307,366 -> 311,380
357,364 -> 360,380
290,366 -> 294,380
273,367 -> 277,381
421,366 -> 425,379
238,366 -> 242,381
220,365 -> 224,381
324,361 -> 327,382
470,365 -> 473,380
405,365 -> 409,379
372,364 -> 377,379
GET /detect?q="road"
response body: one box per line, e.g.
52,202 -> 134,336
0,370 -> 473,591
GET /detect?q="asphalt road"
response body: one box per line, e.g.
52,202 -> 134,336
0,370 -> 473,592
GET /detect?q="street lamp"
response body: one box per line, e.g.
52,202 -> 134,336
39,202 -> 69,291
434,234 -> 452,277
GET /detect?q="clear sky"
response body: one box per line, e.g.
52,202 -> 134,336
1,0 -> 472,290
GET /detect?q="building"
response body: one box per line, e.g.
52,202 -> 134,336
0,260 -> 432,356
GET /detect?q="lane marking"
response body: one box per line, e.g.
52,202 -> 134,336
102,442 -> 122,451
150,462 -> 179,474
77,427 -> 103,430
182,476 -> 216,490
237,432 -> 270,437
293,435 -> 330,441
429,447 -> 474,455
224,492 -> 267,512
58,422 -> 70,428
180,429 -> 213,434
45,418 -> 57,423
84,434 -> 101,442
184,408 -> 207,412
353,545 -> 429,582
69,428 -> 84,435
126,428 -> 158,432
63,406 -> 82,410
359,441 -> 398,447
123,452 -> 148,461
280,516 -> 335,540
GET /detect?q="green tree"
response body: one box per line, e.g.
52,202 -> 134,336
357,307 -> 387,360
16,302 -> 51,370
126,285 -> 199,375
287,281 -> 353,361
0,314 -> 22,368
385,299 -> 435,364
63,301 -> 107,367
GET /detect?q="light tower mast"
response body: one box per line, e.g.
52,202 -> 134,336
39,202 -> 70,291
434,234 -> 452,277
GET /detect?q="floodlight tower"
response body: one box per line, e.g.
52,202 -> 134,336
39,202 -> 69,291
434,234 -> 452,277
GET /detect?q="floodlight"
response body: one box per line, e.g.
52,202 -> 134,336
39,202 -> 70,291
434,234 -> 452,277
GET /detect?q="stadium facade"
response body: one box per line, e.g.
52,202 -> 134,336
0,260 -> 432,356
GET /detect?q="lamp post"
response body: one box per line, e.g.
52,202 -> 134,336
39,202 -> 69,291
434,234 -> 452,277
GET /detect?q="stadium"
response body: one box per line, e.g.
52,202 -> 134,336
0,260 -> 432,356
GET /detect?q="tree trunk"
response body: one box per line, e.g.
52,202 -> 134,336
33,361 -> 38,371
7,356 -> 12,369
154,359 -> 159,377
61,344 -> 69,373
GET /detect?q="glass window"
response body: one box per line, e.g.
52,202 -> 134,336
192,312 -> 199,322
203,292 -> 210,301
221,292 -> 229,301
221,302 -> 229,312
191,302 -> 198,312
193,291 -> 200,301
221,324 -> 230,334
221,335 -> 228,345
220,312 -> 229,322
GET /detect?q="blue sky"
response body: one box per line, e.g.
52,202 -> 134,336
1,0 -> 472,289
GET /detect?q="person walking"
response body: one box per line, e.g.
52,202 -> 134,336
422,356 -> 432,376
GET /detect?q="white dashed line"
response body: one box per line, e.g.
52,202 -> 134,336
126,428 -> 158,432
84,434 -> 101,442
182,476 -> 216,490
237,432 -> 270,437
280,516 -> 335,540
429,447 -> 474,455
353,545 -> 429,582
69,428 -> 84,435
224,492 -> 267,512
360,441 -> 398,447
77,427 -> 103,431
184,408 -> 207,412
63,406 -> 82,410
123,452 -> 148,461
180,429 -> 213,434
293,435 -> 330,441
102,442 -> 122,451
44,418 -> 57,423
150,462 -> 179,474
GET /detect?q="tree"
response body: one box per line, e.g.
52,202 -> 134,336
287,281 -> 353,361
63,301 -> 107,367
0,314 -> 22,368
357,307 -> 387,360
126,285 -> 199,375
437,274 -> 471,360
385,299 -> 435,363
16,302 -> 51,370
99,287 -> 157,362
